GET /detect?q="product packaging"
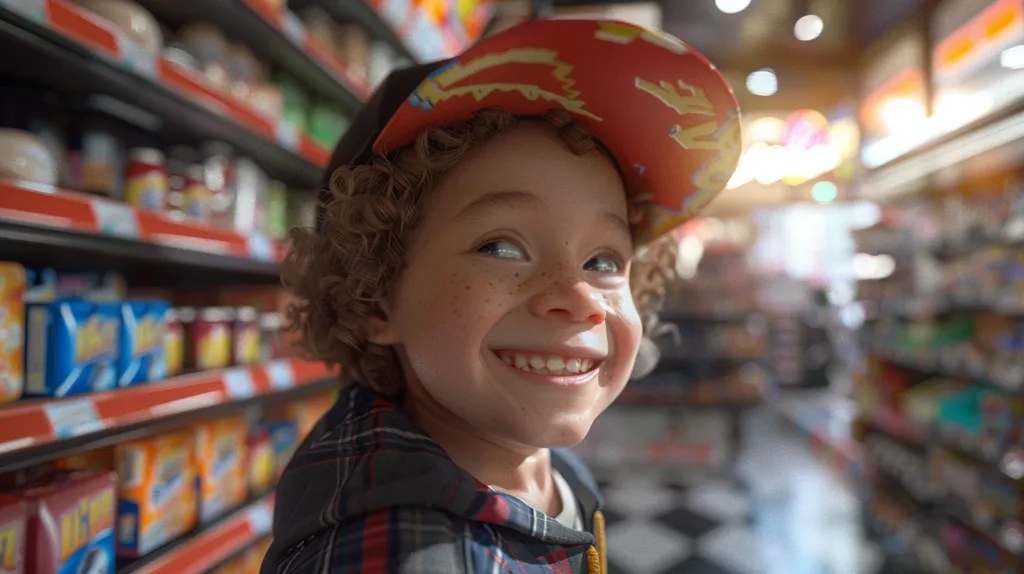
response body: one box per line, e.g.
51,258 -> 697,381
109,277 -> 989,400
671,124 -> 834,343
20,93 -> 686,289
20,471 -> 116,574
0,494 -> 25,574
24,299 -> 120,397
124,147 -> 168,211
0,263 -> 26,403
233,307 -> 260,366
185,307 -> 233,371
246,428 -> 276,496
117,300 -> 169,386
164,308 -> 185,378
195,417 -> 249,523
115,431 -> 198,557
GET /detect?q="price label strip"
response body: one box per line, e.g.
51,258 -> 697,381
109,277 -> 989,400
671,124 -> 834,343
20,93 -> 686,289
44,399 -> 104,439
275,121 -> 299,153
247,500 -> 274,535
246,233 -> 274,262
267,360 -> 295,391
0,0 -> 47,23
117,35 -> 158,79
223,368 -> 256,400
90,199 -> 140,239
280,10 -> 306,46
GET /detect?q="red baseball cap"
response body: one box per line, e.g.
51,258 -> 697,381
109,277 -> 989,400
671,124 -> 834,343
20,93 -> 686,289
320,18 -> 741,243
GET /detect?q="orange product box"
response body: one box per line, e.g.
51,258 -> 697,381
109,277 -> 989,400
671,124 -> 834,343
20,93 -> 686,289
246,428 -> 276,496
195,417 -> 249,523
0,263 -> 26,403
285,392 -> 336,439
114,431 -> 198,557
0,494 -> 25,574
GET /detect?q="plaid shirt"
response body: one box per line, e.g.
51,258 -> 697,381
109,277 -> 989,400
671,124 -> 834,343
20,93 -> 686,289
262,384 -> 608,574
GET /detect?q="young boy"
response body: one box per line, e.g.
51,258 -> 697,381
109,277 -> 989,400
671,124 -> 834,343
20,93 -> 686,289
262,18 -> 740,574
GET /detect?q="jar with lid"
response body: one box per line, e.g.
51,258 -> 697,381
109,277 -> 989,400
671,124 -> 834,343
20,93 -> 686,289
233,306 -> 261,366
183,164 -> 211,220
259,312 -> 284,362
124,148 -> 168,211
187,307 -> 234,371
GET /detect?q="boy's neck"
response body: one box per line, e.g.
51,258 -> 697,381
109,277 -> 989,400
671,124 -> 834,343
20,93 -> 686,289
400,384 -> 562,517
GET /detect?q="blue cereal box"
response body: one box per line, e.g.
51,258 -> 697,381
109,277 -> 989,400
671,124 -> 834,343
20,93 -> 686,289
21,471 -> 116,574
117,301 -> 169,386
24,300 -> 120,397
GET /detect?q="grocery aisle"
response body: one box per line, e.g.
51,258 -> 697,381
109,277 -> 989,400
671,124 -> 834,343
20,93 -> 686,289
597,406 -> 883,574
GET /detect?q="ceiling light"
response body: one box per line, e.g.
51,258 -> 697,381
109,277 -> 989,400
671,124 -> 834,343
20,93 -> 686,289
715,0 -> 751,14
794,14 -> 823,41
746,68 -> 777,96
1001,44 -> 1024,69
811,181 -> 838,204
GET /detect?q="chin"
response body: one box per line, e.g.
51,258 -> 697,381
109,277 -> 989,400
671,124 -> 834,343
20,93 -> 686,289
510,415 -> 595,449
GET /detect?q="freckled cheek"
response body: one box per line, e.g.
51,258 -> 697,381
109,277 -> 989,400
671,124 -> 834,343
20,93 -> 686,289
602,291 -> 643,355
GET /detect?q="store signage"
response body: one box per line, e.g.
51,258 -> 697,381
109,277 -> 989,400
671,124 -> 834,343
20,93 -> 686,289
727,110 -> 859,189
932,0 -> 1024,83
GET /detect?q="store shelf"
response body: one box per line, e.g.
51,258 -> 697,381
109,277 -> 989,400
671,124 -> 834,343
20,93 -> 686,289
0,0 -> 331,187
0,359 -> 334,469
121,494 -> 275,574
858,99 -> 1024,202
299,0 -> 417,63
135,0 -> 371,108
0,179 -> 284,286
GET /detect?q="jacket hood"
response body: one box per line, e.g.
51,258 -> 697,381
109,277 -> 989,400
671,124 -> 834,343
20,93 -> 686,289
267,384 -> 604,562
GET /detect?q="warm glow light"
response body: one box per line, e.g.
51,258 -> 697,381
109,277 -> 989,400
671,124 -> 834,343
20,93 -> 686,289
747,117 -> 787,142
1002,44 -> 1024,69
811,181 -> 838,203
794,14 -> 824,41
879,97 -> 927,132
746,69 -> 778,96
852,253 -> 895,280
715,0 -> 751,14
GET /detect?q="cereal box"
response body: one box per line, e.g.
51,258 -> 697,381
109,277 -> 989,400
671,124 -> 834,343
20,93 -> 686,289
115,431 -> 197,557
246,429 -> 275,496
24,299 -> 120,397
20,471 -> 116,574
195,417 -> 248,523
0,264 -> 25,403
0,494 -> 25,574
117,300 -> 169,386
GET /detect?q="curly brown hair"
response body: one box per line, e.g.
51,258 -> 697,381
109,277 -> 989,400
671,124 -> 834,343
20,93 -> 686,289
282,108 -> 677,395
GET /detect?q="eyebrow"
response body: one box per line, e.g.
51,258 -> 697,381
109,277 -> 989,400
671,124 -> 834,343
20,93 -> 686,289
454,189 -> 632,239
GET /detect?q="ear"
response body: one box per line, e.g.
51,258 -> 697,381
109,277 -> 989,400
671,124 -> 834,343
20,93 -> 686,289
365,301 -> 400,345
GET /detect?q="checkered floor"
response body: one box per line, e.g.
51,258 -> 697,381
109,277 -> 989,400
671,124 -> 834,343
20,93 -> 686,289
593,409 -> 884,574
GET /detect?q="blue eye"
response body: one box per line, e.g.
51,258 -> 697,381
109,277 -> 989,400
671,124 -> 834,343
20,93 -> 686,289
477,240 -> 525,260
584,255 -> 621,273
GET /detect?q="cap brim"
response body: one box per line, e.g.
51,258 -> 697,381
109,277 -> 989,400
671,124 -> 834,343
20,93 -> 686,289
372,19 -> 742,243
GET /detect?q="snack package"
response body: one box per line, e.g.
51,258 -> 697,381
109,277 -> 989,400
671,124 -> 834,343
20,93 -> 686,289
285,392 -> 336,439
24,299 -> 120,397
0,263 -> 26,403
195,417 -> 248,523
0,494 -> 26,574
20,471 -> 116,574
117,300 -> 170,386
268,421 -> 298,479
246,428 -> 276,496
115,431 -> 198,557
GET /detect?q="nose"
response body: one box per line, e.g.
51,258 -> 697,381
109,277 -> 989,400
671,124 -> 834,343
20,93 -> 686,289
528,270 -> 607,325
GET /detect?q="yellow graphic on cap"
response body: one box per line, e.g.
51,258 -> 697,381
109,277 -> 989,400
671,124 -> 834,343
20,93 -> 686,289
409,48 -> 602,121
635,76 -> 741,198
594,22 -> 688,54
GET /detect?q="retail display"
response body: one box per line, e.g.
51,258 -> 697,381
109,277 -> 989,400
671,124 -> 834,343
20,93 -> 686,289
853,174 -> 1024,571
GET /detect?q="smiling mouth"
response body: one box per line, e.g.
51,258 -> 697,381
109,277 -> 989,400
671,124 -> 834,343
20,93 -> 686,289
493,350 -> 603,376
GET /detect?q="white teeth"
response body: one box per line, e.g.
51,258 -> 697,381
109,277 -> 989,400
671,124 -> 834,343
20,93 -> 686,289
499,352 -> 598,376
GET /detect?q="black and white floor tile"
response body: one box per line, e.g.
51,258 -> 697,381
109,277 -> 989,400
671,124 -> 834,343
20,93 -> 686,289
594,409 -> 884,574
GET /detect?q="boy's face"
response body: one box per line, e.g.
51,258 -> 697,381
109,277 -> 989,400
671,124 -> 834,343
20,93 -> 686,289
372,121 -> 643,449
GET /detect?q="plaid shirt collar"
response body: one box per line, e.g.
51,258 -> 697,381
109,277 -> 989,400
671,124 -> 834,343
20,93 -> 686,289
271,383 -> 604,558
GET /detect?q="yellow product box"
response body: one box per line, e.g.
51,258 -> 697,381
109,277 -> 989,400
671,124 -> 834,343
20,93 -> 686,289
195,417 -> 249,523
114,431 -> 198,557
0,263 -> 25,403
285,392 -> 336,438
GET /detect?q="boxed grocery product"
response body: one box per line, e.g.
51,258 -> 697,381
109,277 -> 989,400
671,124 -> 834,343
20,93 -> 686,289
246,428 -> 275,496
285,393 -> 335,439
24,299 -> 120,397
115,431 -> 198,557
20,471 -> 116,574
54,448 -> 116,472
164,308 -> 184,378
268,421 -> 298,478
0,494 -> 25,574
117,300 -> 170,386
0,263 -> 26,403
195,417 -> 248,523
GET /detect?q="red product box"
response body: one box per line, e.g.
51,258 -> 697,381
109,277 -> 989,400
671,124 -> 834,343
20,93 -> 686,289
0,495 -> 26,574
19,471 -> 116,574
